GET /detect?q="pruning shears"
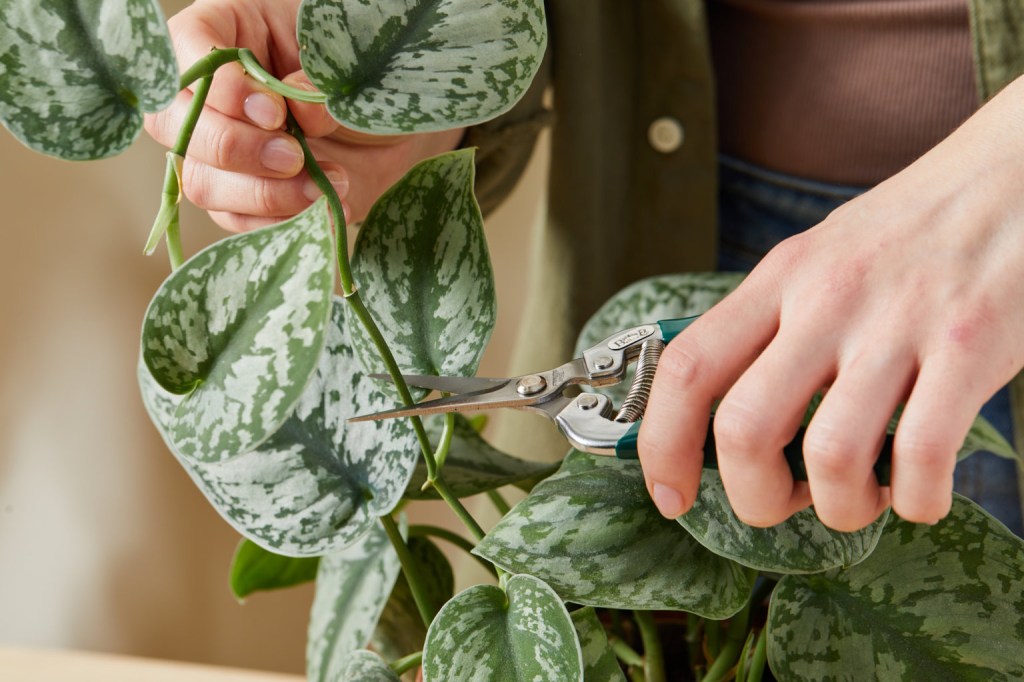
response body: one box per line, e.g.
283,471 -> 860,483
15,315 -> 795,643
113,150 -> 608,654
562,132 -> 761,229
351,315 -> 894,483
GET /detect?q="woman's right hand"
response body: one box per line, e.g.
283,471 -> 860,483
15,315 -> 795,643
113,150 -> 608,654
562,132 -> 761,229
144,0 -> 464,233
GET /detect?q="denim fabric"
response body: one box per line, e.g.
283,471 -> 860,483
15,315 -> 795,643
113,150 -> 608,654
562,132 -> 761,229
717,154 -> 1023,536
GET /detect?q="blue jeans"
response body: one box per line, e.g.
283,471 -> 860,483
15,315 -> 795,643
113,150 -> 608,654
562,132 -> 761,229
717,155 -> 1023,537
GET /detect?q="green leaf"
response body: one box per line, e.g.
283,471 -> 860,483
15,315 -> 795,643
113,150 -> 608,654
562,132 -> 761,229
141,199 -> 334,463
229,539 -> 319,600
351,149 -> 494,380
307,519 -> 403,682
571,608 -> 627,682
372,536 -> 454,663
404,414 -> 558,500
335,650 -> 401,682
474,452 -> 752,619
139,298 -> 421,555
678,471 -> 889,574
297,0 -> 546,134
767,495 -> 1024,680
0,0 -> 177,159
423,574 -> 583,682
960,412 -> 1019,462
575,273 -> 745,404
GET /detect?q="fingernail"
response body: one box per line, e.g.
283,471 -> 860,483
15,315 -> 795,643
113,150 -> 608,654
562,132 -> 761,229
244,92 -> 283,129
303,170 -> 349,202
261,137 -> 304,174
652,483 -> 685,519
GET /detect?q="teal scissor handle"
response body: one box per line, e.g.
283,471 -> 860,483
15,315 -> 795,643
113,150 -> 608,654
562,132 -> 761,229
657,315 -> 701,343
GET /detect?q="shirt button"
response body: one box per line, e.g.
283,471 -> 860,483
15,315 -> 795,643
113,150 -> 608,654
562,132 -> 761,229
648,117 -> 684,154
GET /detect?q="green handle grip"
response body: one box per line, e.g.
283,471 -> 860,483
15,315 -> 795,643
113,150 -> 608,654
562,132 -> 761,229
657,315 -> 701,343
616,420 -> 893,485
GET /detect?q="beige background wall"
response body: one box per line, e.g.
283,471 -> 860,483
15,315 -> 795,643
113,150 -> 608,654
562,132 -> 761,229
0,2 -> 547,671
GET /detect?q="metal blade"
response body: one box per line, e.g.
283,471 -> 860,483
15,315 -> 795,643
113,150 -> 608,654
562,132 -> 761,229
368,373 -> 508,395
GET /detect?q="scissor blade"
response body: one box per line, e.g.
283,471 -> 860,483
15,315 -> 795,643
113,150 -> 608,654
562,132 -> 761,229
349,388 -> 518,423
368,373 -> 507,395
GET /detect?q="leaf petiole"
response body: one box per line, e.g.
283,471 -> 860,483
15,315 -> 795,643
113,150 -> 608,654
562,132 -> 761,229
238,48 -> 327,103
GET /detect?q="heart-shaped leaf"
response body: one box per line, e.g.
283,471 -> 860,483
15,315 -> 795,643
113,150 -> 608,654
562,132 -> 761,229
307,518 -> 403,682
571,608 -> 627,682
229,539 -> 320,600
351,149 -> 494,380
297,0 -> 546,134
372,535 -> 454,663
423,573 -> 583,682
404,415 -> 558,500
0,0 -> 177,159
767,495 -> 1024,680
678,471 -> 889,574
141,199 -> 334,463
474,452 -> 752,619
334,650 -> 401,682
139,298 -> 420,555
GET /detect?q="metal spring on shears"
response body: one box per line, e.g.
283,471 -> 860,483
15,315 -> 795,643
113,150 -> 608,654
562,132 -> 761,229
614,338 -> 665,423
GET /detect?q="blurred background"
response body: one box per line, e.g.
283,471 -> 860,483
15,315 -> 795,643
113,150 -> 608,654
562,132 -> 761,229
0,0 -> 548,672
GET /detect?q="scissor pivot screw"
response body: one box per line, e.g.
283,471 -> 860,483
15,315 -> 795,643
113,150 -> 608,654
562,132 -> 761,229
516,375 -> 547,395
577,394 -> 599,410
594,355 -> 615,370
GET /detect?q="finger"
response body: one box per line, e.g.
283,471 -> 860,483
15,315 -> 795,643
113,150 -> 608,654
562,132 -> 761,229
637,275 -> 781,519
207,211 -> 290,233
168,6 -> 287,130
802,348 -> 913,531
890,353 -> 991,524
713,327 -> 830,527
146,90 -> 305,177
282,71 -> 340,138
182,158 -> 350,218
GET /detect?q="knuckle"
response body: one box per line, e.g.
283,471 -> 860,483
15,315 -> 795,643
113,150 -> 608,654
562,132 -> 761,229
802,428 -> 861,480
248,178 -> 280,217
658,338 -> 710,389
180,160 -> 210,208
713,405 -> 769,458
207,123 -> 240,171
895,436 -> 954,472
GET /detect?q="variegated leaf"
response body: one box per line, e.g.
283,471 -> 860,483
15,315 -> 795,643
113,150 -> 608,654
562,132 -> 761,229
297,0 -> 546,134
571,608 -> 627,682
139,298 -> 421,555
423,574 -> 583,682
474,451 -> 751,619
404,414 -> 558,499
372,536 -> 454,663
575,273 -> 744,404
141,199 -> 334,463
229,539 -> 319,600
0,0 -> 177,159
351,150 -> 494,380
307,518 -> 403,682
678,471 -> 888,574
336,650 -> 401,682
767,495 -> 1024,680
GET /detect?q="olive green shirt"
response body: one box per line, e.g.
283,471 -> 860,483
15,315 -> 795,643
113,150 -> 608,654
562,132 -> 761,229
471,0 -> 1024,516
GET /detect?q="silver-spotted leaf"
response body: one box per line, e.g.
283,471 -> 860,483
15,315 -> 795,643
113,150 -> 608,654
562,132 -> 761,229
297,0 -> 546,134
351,149 -> 494,380
575,273 -> 744,404
767,495 -> 1024,680
307,518 -> 403,682
229,539 -> 319,600
678,471 -> 889,574
404,414 -> 558,499
423,574 -> 583,682
571,608 -> 627,682
372,535 -> 454,663
474,451 -> 751,618
141,199 -> 334,462
0,0 -> 177,159
336,650 -> 401,682
139,298 -> 421,555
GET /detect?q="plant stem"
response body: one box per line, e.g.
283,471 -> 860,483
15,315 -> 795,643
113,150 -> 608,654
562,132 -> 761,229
486,489 -> 512,516
380,514 -> 436,628
178,47 -> 241,89
431,477 -> 486,542
703,568 -> 759,682
238,48 -> 327,103
434,411 -> 455,471
409,524 -> 497,577
686,615 -> 705,676
746,628 -> 768,682
633,611 -> 666,682
390,651 -> 423,676
608,635 -> 645,668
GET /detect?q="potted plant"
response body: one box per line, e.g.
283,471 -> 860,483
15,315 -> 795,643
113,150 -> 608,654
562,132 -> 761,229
2,1 -> 1022,680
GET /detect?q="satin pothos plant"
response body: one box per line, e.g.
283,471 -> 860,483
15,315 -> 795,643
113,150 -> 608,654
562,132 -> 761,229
3,1 -> 1024,681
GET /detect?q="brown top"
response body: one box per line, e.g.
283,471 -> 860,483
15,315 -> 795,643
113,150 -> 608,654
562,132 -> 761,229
709,0 -> 978,186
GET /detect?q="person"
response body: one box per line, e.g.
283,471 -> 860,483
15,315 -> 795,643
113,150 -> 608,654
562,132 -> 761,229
145,0 -> 1024,537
